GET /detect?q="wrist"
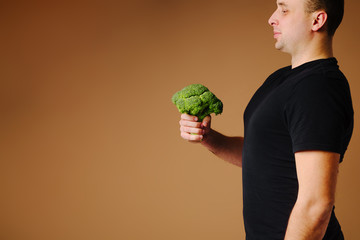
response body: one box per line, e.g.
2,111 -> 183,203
200,128 -> 218,153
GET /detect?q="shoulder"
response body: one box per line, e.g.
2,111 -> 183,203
284,62 -> 353,125
289,59 -> 351,98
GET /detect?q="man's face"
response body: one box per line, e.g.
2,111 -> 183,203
268,0 -> 313,54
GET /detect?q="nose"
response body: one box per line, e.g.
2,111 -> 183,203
268,11 -> 278,26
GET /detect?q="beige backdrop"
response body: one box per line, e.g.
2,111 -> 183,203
0,0 -> 359,239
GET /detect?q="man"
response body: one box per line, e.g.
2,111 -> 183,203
178,0 -> 354,239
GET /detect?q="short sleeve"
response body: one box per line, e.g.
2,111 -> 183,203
284,75 -> 353,162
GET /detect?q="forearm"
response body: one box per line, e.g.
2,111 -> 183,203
284,201 -> 333,240
201,128 -> 243,167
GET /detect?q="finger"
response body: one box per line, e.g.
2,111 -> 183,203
180,126 -> 205,135
181,131 -> 203,141
201,115 -> 211,128
181,113 -> 198,122
179,119 -> 202,128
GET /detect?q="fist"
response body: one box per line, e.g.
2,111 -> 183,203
179,114 -> 211,142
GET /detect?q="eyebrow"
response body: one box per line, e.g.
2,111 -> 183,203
277,1 -> 288,7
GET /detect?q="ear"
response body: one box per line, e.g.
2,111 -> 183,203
311,11 -> 327,32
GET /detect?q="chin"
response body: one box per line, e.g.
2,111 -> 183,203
275,44 -> 282,50
275,42 -> 285,51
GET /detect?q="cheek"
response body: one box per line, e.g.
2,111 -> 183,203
292,14 -> 312,33
288,21 -> 309,39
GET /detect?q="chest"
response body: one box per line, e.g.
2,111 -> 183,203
244,76 -> 291,140
242,74 -> 297,176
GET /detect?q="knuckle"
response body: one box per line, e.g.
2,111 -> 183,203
182,113 -> 189,119
181,120 -> 188,127
180,126 -> 188,133
181,126 -> 187,132
180,131 -> 187,139
190,134 -> 200,141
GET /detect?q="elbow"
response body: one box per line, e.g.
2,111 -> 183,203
313,200 -> 334,222
296,198 -> 335,225
313,202 -> 334,229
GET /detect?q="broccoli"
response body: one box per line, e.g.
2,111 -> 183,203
171,84 -> 223,121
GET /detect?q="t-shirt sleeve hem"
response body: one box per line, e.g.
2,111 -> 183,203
293,143 -> 342,155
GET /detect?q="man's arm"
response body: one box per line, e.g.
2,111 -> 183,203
284,150 -> 340,239
179,114 -> 243,167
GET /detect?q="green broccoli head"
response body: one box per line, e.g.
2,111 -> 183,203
172,84 -> 223,121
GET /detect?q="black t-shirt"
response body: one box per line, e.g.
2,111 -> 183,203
242,58 -> 353,239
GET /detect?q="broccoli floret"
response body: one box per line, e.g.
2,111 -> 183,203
172,84 -> 223,121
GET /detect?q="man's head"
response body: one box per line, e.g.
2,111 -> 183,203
268,0 -> 344,55
305,0 -> 344,36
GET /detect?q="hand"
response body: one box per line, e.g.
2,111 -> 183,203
179,114 -> 211,142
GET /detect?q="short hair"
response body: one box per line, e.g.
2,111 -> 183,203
305,0 -> 344,36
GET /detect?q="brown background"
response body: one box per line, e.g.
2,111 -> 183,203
0,0 -> 359,239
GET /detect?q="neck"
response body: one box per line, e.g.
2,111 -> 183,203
291,35 -> 333,69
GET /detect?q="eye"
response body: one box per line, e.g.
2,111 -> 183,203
282,9 -> 288,14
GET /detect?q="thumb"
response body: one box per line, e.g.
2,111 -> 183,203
201,115 -> 211,129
